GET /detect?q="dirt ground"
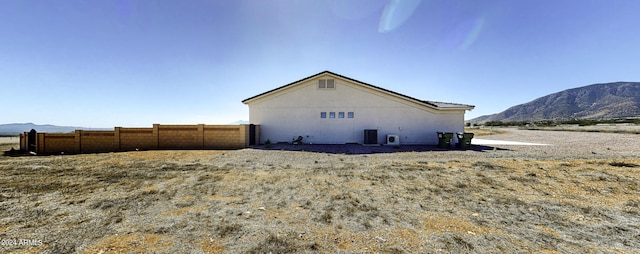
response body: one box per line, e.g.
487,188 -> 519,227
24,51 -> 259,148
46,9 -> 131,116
1,129 -> 639,253
0,137 -> 20,154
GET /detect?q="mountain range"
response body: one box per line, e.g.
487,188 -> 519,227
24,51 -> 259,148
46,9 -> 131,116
0,123 -> 107,135
470,82 -> 640,123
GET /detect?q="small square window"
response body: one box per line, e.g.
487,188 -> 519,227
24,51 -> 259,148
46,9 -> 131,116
347,112 -> 354,118
329,112 -> 335,118
320,112 -> 327,118
338,112 -> 344,118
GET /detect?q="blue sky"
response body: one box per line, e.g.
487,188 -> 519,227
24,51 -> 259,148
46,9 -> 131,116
2,0 -> 639,127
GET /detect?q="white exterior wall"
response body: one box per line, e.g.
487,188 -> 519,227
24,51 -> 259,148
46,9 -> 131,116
247,74 -> 466,145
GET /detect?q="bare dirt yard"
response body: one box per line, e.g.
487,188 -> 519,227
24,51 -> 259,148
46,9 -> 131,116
1,129 -> 639,253
0,137 -> 20,154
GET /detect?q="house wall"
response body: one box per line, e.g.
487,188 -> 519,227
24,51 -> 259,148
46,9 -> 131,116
248,74 -> 466,144
29,124 -> 257,155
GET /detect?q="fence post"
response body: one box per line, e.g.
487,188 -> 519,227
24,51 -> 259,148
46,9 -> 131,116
198,124 -> 204,149
114,127 -> 121,151
239,124 -> 247,148
153,124 -> 160,149
75,130 -> 82,154
20,133 -> 25,151
37,133 -> 45,154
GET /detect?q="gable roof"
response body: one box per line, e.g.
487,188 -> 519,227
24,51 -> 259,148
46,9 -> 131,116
242,71 -> 475,110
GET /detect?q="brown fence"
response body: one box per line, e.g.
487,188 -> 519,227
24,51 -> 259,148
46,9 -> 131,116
20,124 -> 260,155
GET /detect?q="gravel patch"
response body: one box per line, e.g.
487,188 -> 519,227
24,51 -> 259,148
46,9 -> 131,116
206,128 -> 639,169
472,128 -> 640,159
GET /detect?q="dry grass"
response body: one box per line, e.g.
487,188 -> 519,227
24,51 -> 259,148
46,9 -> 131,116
1,146 -> 639,253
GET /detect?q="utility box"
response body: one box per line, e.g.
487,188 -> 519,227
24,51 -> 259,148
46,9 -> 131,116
436,132 -> 453,148
456,132 -> 474,149
386,134 -> 399,145
364,129 -> 378,144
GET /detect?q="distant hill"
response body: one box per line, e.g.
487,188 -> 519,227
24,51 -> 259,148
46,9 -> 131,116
229,120 -> 250,125
0,123 -> 106,135
470,82 -> 640,123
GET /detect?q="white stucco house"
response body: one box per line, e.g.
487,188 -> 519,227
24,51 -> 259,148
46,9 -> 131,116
242,71 -> 474,145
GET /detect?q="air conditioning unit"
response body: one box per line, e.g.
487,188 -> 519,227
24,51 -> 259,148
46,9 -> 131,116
386,134 -> 400,145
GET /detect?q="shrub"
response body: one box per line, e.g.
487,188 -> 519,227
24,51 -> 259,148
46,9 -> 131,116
609,162 -> 639,168
216,222 -> 242,238
247,233 -> 299,254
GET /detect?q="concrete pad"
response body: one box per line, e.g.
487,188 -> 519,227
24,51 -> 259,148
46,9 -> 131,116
472,138 -> 550,146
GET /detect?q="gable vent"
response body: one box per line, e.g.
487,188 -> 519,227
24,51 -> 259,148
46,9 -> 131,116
318,79 -> 335,89
326,79 -> 335,88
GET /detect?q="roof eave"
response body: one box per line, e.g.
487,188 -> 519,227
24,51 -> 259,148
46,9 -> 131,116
436,106 -> 475,111
242,71 -> 476,111
242,71 -> 332,104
